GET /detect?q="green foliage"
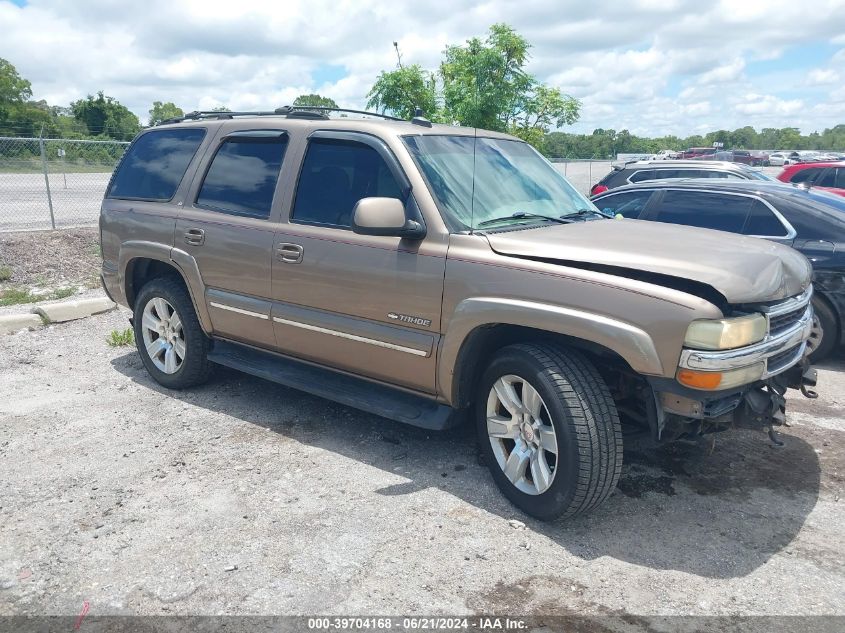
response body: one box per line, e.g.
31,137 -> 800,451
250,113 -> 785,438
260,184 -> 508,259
543,124 -> 845,159
366,65 -> 438,121
293,93 -> 339,110
0,58 -> 32,104
148,101 -> 184,126
106,328 -> 135,347
0,286 -> 75,307
209,105 -> 230,112
70,92 -> 141,141
0,265 -> 12,282
366,24 -> 580,144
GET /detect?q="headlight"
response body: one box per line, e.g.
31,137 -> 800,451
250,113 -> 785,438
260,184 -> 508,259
677,362 -> 765,390
684,314 -> 766,350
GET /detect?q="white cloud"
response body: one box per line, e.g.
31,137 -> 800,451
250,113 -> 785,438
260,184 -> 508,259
0,0 -> 844,134
806,69 -> 840,85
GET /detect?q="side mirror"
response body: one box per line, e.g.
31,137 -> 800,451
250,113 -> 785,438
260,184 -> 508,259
351,197 -> 426,240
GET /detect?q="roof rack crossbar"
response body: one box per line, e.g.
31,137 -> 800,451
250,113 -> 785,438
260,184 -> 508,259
156,106 -> 406,126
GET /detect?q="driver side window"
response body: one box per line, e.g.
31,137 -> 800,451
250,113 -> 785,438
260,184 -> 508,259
291,138 -> 402,229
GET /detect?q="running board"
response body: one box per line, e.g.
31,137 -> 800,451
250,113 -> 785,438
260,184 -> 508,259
207,339 -> 459,430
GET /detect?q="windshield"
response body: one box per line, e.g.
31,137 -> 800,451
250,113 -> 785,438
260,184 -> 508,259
402,135 -> 597,230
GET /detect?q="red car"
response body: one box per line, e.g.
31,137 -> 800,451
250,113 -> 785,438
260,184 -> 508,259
777,161 -> 845,197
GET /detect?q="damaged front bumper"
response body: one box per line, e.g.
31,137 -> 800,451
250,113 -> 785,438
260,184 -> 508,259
650,289 -> 817,441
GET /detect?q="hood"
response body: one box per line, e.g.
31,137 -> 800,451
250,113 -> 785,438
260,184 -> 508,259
484,219 -> 812,304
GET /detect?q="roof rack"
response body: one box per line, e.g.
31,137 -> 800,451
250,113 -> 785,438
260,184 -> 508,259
157,105 -> 405,126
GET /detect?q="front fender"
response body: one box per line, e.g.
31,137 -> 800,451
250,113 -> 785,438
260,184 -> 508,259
438,297 -> 664,405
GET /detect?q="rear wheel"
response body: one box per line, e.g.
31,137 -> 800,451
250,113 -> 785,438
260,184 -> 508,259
476,343 -> 623,520
808,296 -> 839,362
133,277 -> 212,389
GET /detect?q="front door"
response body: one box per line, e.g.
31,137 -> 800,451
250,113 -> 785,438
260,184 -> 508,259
270,132 -> 446,393
176,128 -> 291,349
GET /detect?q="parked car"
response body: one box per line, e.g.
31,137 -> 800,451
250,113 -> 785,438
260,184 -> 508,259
777,162 -> 845,197
712,150 -> 765,166
681,147 -> 717,159
654,149 -> 681,160
593,179 -> 845,360
768,152 -> 795,167
100,108 -> 816,520
590,159 -> 772,195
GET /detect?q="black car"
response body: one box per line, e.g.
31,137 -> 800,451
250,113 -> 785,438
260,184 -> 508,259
592,179 -> 845,360
590,160 -> 772,196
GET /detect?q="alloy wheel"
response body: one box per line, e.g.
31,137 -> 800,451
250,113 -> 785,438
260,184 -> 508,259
141,297 -> 186,374
486,374 -> 558,495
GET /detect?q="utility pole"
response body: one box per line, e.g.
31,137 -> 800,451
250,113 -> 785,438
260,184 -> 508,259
393,41 -> 403,69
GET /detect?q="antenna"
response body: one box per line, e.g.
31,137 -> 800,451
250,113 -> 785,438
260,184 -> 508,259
393,41 -> 404,69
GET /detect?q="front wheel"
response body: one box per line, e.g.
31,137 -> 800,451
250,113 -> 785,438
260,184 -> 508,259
133,277 -> 212,389
476,344 -> 623,520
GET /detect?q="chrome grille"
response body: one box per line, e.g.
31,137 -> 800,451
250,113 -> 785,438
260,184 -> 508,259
766,344 -> 803,375
768,306 -> 807,337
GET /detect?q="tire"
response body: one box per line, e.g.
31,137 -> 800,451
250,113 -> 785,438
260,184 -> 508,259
133,276 -> 212,389
476,343 -> 623,520
808,296 -> 839,362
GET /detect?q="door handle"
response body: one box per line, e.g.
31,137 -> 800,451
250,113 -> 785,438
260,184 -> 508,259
277,243 -> 304,264
184,228 -> 205,246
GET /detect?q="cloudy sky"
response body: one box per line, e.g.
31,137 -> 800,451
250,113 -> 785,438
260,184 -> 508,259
2,0 -> 845,136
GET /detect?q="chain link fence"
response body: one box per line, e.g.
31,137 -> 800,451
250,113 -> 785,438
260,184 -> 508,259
550,159 -> 614,195
0,136 -> 128,232
0,138 -> 612,233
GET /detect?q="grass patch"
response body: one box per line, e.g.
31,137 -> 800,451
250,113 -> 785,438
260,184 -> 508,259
0,266 -> 12,282
106,328 -> 134,347
0,286 -> 76,307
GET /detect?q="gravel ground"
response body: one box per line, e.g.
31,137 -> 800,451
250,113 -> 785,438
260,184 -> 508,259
0,308 -> 843,620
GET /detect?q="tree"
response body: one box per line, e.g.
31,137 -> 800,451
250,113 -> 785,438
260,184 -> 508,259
293,93 -> 339,111
148,101 -> 183,126
366,24 -> 580,144
70,92 -> 141,140
366,65 -> 438,120
0,58 -> 32,105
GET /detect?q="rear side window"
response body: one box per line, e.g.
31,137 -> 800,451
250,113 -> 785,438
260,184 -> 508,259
815,168 -> 845,189
652,191 -> 751,233
196,135 -> 288,219
628,170 -> 655,183
108,129 -> 206,201
292,139 -> 402,228
789,167 -> 822,184
595,190 -> 653,218
743,200 -> 788,237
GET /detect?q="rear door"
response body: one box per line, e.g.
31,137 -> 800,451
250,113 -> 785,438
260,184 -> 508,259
175,128 -> 292,349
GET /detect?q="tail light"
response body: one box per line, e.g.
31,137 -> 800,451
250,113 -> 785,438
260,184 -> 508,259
590,184 -> 608,196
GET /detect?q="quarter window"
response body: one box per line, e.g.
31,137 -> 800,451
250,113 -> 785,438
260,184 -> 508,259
743,200 -> 788,237
108,128 -> 206,201
196,135 -> 288,219
652,191 -> 751,233
292,138 -> 403,228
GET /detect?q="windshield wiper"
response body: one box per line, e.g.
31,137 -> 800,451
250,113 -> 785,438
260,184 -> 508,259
561,208 -> 614,220
477,211 -> 571,228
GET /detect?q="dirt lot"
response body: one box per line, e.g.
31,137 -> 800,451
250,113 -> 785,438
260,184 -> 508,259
0,229 -> 101,309
0,305 -> 843,621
